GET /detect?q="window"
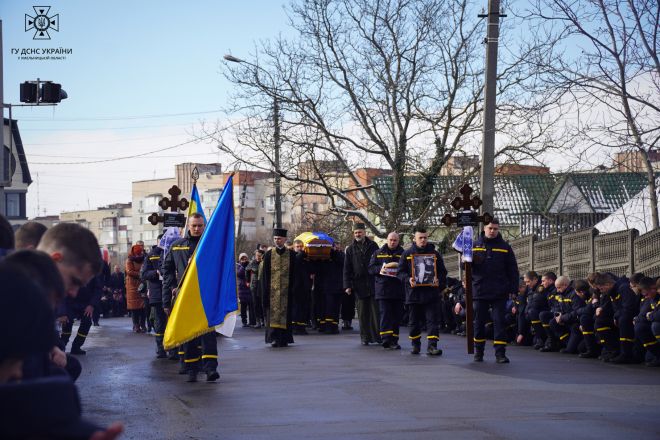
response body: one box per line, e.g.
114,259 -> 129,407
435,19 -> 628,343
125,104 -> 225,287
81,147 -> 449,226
5,193 -> 20,217
261,200 -> 265,208
5,192 -> 25,219
260,217 -> 265,226
139,217 -> 144,225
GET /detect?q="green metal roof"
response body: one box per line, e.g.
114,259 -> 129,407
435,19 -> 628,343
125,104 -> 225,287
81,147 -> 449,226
373,172 -> 653,225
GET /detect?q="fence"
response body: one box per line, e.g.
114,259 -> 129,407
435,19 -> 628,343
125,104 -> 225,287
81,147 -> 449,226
508,227 -> 660,279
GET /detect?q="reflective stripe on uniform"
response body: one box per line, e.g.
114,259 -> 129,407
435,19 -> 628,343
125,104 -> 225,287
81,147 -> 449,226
473,338 -> 486,343
493,340 -> 507,345
408,334 -> 421,340
492,248 -> 508,253
184,357 -> 201,363
643,341 -> 658,347
171,246 -> 190,251
427,335 -> 439,340
201,355 -> 218,359
596,327 -> 611,332
77,332 -> 87,338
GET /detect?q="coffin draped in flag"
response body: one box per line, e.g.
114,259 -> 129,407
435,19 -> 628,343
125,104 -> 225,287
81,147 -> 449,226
163,176 -> 238,350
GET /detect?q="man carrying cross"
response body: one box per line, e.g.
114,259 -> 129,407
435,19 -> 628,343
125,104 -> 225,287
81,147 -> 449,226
471,218 -> 519,363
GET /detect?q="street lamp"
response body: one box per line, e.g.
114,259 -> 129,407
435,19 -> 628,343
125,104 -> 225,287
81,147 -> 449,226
223,54 -> 282,228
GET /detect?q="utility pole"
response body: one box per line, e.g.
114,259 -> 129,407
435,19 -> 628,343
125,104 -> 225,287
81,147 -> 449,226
479,0 -> 504,216
273,97 -> 282,228
0,20 -> 6,216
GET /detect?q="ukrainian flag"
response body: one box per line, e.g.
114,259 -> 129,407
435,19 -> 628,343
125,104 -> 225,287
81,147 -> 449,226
164,176 -> 238,349
188,183 -> 207,223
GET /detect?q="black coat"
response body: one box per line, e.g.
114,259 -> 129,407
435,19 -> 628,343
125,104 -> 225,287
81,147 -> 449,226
471,232 -> 519,301
162,233 -> 200,308
140,245 -> 163,304
343,237 -> 379,298
637,293 -> 660,322
317,249 -> 345,295
608,277 -> 640,320
397,242 -> 447,305
368,244 -> 404,301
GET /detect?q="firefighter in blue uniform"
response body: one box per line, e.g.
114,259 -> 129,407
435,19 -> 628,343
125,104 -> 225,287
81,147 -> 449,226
140,236 -> 167,358
368,232 -> 405,349
470,218 -> 519,363
633,276 -> 660,367
162,213 -> 219,383
59,274 -> 102,355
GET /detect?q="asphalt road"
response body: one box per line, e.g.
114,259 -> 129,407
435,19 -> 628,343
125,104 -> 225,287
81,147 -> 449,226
74,317 -> 660,440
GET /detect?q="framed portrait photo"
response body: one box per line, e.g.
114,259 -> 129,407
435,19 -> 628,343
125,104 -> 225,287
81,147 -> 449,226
411,254 -> 438,287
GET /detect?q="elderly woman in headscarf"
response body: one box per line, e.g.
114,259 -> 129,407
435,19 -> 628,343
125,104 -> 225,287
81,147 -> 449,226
125,243 -> 146,332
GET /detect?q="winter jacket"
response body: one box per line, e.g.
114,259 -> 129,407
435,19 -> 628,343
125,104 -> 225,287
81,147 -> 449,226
125,244 -> 146,311
162,232 -> 201,308
237,262 -> 252,303
246,258 -> 261,293
608,277 -> 640,320
471,232 -> 519,301
316,249 -> 345,295
343,237 -> 379,298
368,244 -> 404,301
140,245 -> 163,304
397,242 -> 447,305
637,293 -> 660,323
558,288 -> 586,324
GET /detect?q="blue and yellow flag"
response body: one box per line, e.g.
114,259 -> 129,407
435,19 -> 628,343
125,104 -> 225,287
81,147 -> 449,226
164,176 -> 238,349
188,183 -> 207,223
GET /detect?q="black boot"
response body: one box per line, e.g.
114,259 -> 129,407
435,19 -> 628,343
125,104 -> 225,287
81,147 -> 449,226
187,370 -> 198,383
495,345 -> 509,363
206,369 -> 220,382
427,341 -> 442,356
411,342 -> 421,355
610,341 -> 635,364
473,344 -> 484,362
579,333 -> 600,358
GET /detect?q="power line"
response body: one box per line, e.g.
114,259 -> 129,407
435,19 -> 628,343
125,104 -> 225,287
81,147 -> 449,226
29,135 -> 215,165
20,121 -> 201,131
16,109 -> 222,122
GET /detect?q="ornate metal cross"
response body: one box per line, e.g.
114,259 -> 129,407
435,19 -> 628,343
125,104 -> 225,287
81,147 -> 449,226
441,183 -> 493,354
147,185 -> 189,226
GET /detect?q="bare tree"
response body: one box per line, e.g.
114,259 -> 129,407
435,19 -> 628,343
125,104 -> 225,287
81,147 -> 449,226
209,0 -> 564,237
525,0 -> 660,229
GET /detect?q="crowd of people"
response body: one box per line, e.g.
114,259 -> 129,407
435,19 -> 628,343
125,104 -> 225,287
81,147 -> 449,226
240,221 -> 660,367
2,210 -> 658,437
0,215 -> 123,439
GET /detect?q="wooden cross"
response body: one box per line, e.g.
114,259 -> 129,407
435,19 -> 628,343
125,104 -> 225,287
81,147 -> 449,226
441,184 -> 493,354
147,185 -> 189,226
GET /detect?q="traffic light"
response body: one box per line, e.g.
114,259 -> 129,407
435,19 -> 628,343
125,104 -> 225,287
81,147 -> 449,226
20,82 -> 38,103
41,82 -> 67,103
19,81 -> 68,104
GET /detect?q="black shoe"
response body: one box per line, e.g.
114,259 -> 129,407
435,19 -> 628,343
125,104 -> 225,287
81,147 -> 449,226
645,358 -> 660,367
93,322 -> 100,327
206,370 -> 220,382
609,354 -> 634,364
168,353 -> 179,361
599,351 -> 618,362
178,365 -> 188,374
242,323 -> 250,328
579,350 -> 599,359
390,343 -> 401,350
533,342 -> 544,350
361,341 -> 370,346
156,351 -> 168,359
411,345 -> 421,355
70,347 -> 86,355
427,346 -> 443,356
496,355 -> 510,364
560,348 -> 577,354
271,341 -> 280,348
539,345 -> 557,352
187,370 -> 198,383
473,353 -> 484,362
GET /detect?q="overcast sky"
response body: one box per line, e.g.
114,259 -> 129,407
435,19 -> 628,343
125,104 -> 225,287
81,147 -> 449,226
1,0 -> 291,216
